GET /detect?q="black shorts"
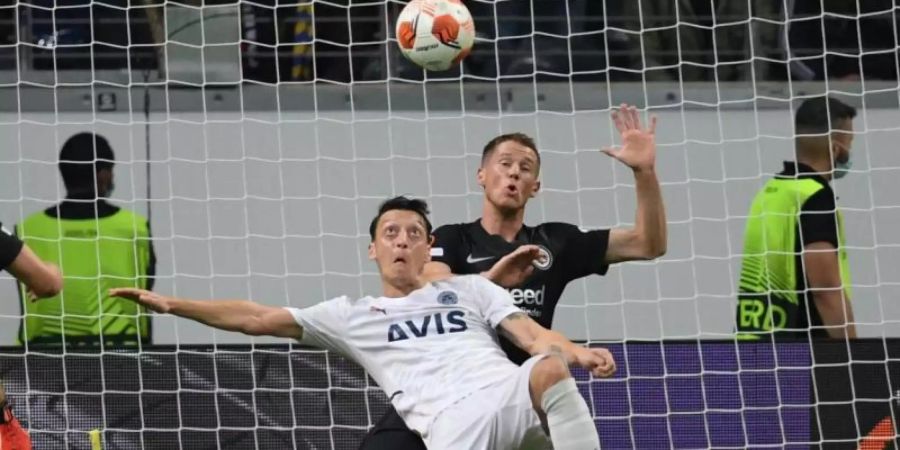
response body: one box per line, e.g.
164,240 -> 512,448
357,406 -> 426,450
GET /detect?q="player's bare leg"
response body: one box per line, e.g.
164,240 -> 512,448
528,353 -> 600,449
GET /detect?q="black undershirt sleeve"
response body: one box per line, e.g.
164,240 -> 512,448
799,188 -> 840,248
0,222 -> 24,272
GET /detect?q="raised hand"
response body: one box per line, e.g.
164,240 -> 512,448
109,288 -> 174,313
484,245 -> 542,288
574,347 -> 617,378
602,103 -> 658,173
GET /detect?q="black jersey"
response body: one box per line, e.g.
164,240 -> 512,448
0,221 -> 23,272
431,220 -> 610,364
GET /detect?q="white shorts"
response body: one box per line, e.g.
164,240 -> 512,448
424,354 -> 553,450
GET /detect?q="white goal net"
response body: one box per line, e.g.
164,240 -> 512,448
1,0 -> 900,448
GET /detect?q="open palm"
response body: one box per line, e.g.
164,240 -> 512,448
602,104 -> 657,172
109,288 -> 173,313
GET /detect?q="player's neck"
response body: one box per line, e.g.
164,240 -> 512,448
795,156 -> 834,181
381,276 -> 427,298
480,205 -> 524,242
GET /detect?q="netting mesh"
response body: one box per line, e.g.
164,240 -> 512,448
1,0 -> 900,449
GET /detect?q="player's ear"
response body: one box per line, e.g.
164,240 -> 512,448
529,179 -> 541,198
367,242 -> 376,261
476,166 -> 486,189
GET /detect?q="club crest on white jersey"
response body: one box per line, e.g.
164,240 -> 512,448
437,290 -> 459,305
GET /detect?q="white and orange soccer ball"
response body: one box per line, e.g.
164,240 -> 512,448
395,0 -> 475,71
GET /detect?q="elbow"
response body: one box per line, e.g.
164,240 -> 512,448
625,228 -> 667,261
635,238 -> 667,260
241,318 -> 267,336
242,309 -> 275,336
647,241 -> 667,259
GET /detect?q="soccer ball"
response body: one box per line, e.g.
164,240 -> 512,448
395,0 -> 475,71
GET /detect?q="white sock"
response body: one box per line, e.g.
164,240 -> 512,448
540,377 -> 600,450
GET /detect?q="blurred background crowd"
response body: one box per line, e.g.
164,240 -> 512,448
0,0 -> 897,84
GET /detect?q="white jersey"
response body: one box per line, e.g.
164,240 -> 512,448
287,275 -> 522,436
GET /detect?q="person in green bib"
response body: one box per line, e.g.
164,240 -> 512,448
737,96 -> 857,340
16,132 -> 156,348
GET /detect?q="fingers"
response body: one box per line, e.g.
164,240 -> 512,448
108,287 -> 145,299
600,147 -> 618,159
630,105 -> 641,129
521,265 -> 535,279
515,244 -> 540,254
512,245 -> 541,262
611,109 -> 627,134
591,360 -> 616,378
619,103 -> 634,129
612,104 -> 655,134
589,349 -> 617,378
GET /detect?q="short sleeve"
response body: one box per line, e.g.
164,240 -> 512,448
286,296 -> 352,355
0,222 -> 24,272
799,188 -> 839,248
469,276 -> 521,328
559,224 -> 611,280
430,224 -> 464,271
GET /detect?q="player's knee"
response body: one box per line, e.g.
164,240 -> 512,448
530,356 -> 571,399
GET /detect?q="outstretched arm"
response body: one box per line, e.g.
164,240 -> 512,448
109,288 -> 302,339
603,104 -> 667,264
498,312 -> 616,378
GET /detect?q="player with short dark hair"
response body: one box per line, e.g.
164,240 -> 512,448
110,196 -> 616,450
368,196 -> 433,241
360,104 -> 667,449
736,96 -> 858,339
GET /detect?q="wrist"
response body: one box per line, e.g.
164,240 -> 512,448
167,296 -> 186,314
632,166 -> 656,176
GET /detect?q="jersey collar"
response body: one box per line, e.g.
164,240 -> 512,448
44,199 -> 120,220
470,219 -> 530,252
777,161 -> 830,187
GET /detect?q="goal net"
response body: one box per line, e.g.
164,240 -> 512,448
1,0 -> 900,449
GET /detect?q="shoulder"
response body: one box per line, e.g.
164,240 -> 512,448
113,208 -> 149,222
801,183 -> 836,212
434,274 -> 480,287
534,222 -> 581,233
23,209 -> 48,222
433,274 -> 486,292
333,294 -> 364,310
290,295 -> 357,317
532,221 -> 600,241
433,222 -> 468,232
432,222 -> 471,239
431,223 -> 474,257
111,208 -> 151,233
